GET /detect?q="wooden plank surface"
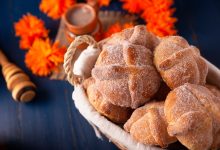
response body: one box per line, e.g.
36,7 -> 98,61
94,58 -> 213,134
0,0 -> 219,150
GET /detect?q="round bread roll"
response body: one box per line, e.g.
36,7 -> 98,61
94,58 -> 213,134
83,77 -> 132,124
154,36 -> 208,89
124,101 -> 177,148
206,84 -> 220,149
100,25 -> 159,51
206,84 -> 220,98
91,26 -> 161,109
212,131 -> 220,150
165,83 -> 220,150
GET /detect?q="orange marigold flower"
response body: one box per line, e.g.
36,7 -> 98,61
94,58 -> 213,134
98,0 -> 111,7
120,0 -> 144,14
19,36 -> 36,50
87,0 -> 111,7
40,0 -> 75,20
104,22 -> 134,38
123,22 -> 135,29
121,0 -> 177,37
141,0 -> 177,36
14,13 -> 49,49
25,38 -> 66,76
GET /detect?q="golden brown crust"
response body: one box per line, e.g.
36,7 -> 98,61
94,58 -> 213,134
83,77 -> 132,124
205,84 -> 220,149
212,131 -> 220,150
124,101 -> 177,148
124,101 -> 163,132
91,26 -> 161,108
165,83 -> 220,150
154,36 -> 208,89
100,25 -> 160,51
206,84 -> 220,98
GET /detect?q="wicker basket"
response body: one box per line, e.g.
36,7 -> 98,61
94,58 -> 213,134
63,35 -> 220,150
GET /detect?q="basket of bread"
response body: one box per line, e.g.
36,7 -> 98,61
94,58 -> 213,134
63,25 -> 220,150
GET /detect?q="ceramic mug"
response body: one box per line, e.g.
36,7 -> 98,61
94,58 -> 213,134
63,3 -> 101,42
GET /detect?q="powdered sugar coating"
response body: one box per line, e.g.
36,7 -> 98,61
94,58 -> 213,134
83,77 -> 132,123
165,83 -> 220,150
124,101 -> 177,148
206,84 -> 220,98
91,27 -> 161,108
154,36 -> 208,89
124,101 -> 164,132
99,25 -> 159,51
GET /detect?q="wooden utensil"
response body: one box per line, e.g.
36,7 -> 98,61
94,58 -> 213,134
0,50 -> 36,102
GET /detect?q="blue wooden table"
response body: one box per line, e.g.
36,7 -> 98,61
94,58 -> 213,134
0,0 -> 219,150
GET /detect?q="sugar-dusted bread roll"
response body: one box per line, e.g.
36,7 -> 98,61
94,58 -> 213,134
165,83 -> 220,150
206,84 -> 220,98
206,84 -> 220,149
154,36 -> 208,89
100,25 -> 160,51
91,26 -> 161,109
212,131 -> 220,150
124,101 -> 177,148
83,77 -> 132,124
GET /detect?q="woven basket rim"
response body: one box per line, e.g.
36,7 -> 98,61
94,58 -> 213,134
71,59 -> 220,150
63,33 -> 220,149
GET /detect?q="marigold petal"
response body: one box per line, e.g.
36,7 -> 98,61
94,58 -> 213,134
103,22 -> 134,38
121,0 -> 177,37
14,13 -> 49,50
40,0 -> 75,20
98,0 -> 111,6
25,38 -> 66,76
120,0 -> 144,13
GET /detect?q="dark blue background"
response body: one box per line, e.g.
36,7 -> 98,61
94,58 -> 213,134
0,0 -> 219,150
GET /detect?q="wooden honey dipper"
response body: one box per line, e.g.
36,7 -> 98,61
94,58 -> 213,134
0,50 -> 36,102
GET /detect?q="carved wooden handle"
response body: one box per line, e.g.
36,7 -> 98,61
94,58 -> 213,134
0,50 -> 36,102
0,50 -> 9,66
